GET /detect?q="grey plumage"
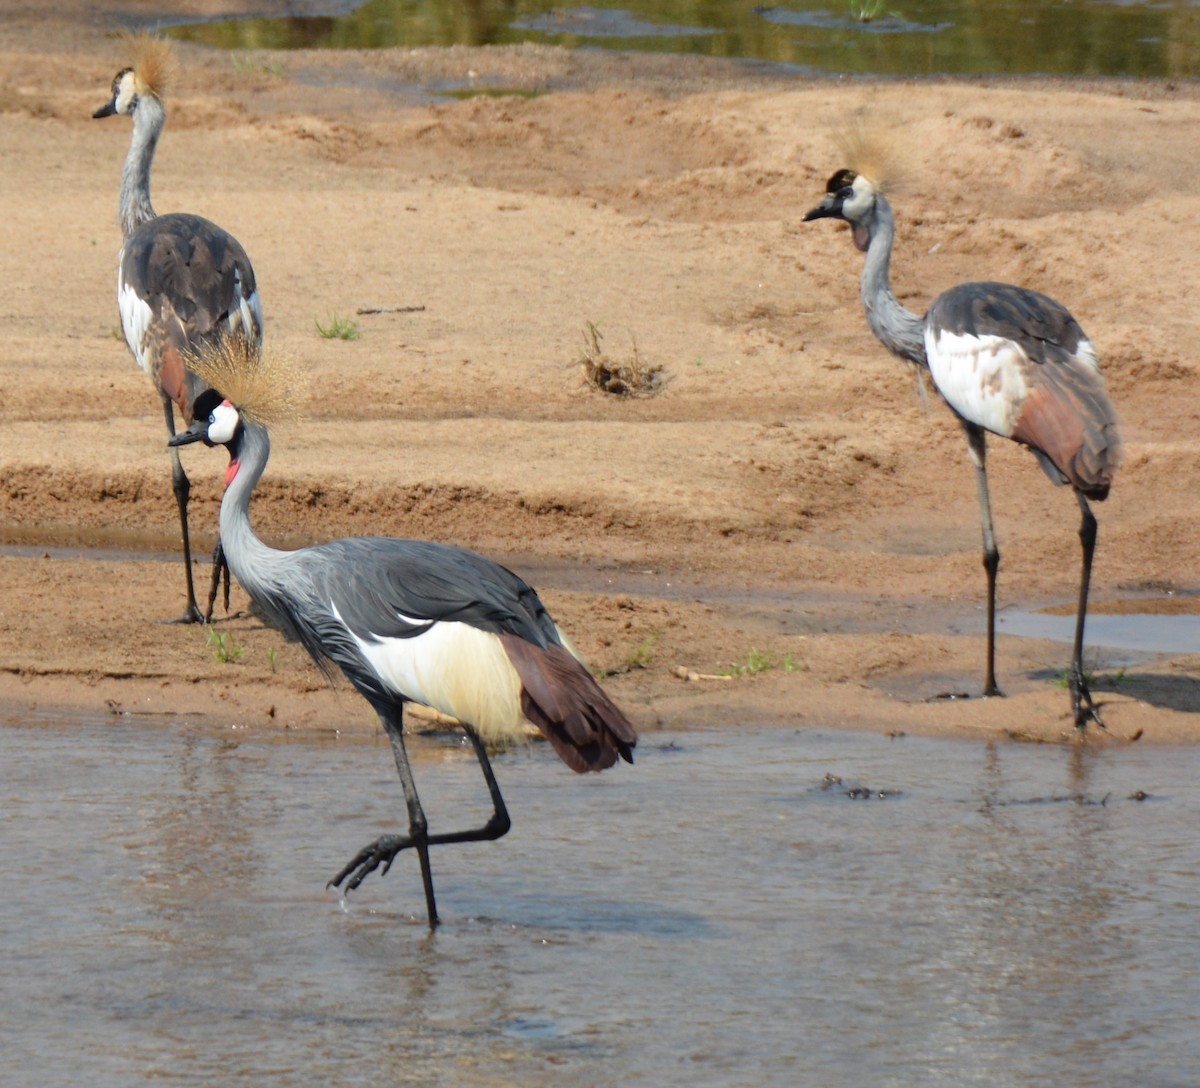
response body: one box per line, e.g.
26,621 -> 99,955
805,168 -> 1120,728
172,390 -> 636,925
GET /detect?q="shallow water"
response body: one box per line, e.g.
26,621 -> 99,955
1000,608 -> 1200,658
165,0 -> 1200,79
3,709 -> 1199,1086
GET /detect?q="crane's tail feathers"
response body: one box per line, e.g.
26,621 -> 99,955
1012,360 -> 1122,500
500,634 -> 637,773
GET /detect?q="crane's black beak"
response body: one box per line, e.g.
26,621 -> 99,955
168,420 -> 210,448
803,195 -> 843,223
803,194 -> 871,251
92,99 -> 118,119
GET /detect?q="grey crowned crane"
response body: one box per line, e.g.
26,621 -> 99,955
805,167 -> 1121,729
169,341 -> 637,927
95,34 -> 263,623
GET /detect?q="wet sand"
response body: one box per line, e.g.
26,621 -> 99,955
2,2 -> 1200,743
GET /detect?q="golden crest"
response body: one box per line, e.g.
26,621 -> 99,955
123,31 -> 177,100
184,337 -> 310,427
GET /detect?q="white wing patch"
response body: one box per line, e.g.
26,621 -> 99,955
1074,336 -> 1100,375
229,276 -> 264,346
334,604 -> 527,745
117,265 -> 154,374
925,328 -> 1030,438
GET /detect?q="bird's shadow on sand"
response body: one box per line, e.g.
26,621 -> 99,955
1027,668 -> 1200,716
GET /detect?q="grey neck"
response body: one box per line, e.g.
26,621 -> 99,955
860,193 -> 927,367
219,421 -> 287,591
119,96 -> 164,238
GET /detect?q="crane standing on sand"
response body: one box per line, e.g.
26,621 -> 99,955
804,167 -> 1121,729
94,35 -> 263,623
168,340 -> 637,927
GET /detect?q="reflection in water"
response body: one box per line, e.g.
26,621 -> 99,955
2,712 -> 1198,1086
165,0 -> 1200,79
923,744 -> 1130,1080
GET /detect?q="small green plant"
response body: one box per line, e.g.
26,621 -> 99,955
232,54 -> 284,78
315,313 -> 360,341
267,648 -> 279,674
848,0 -> 894,22
207,625 -> 244,664
597,632 -> 661,677
626,633 -> 660,671
1055,663 -> 1125,690
721,647 -> 798,677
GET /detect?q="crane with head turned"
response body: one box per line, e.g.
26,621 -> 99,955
168,340 -> 637,927
94,33 -> 263,623
804,165 -> 1121,730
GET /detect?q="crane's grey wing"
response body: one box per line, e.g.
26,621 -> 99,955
314,539 -> 560,647
929,282 -> 1089,360
119,213 -> 263,421
925,283 -> 1119,496
266,537 -> 563,699
278,539 -> 636,771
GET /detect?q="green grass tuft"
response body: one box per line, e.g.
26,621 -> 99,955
207,625 -> 244,664
315,313 -> 360,341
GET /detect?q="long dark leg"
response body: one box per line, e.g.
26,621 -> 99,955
964,423 -> 1002,697
328,712 -> 512,926
204,539 -> 231,623
163,394 -> 203,625
1070,490 -> 1103,730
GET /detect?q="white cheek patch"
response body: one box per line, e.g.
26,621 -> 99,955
925,328 -> 1030,438
117,74 -> 139,115
208,402 -> 240,445
842,175 -> 877,221
118,268 -> 154,374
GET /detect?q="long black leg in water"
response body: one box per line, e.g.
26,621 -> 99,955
327,711 -> 512,926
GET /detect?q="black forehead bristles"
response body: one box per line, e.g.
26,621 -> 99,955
826,168 -> 858,192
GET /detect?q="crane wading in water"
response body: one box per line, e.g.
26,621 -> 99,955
804,167 -> 1121,729
169,340 -> 636,926
95,34 -> 263,623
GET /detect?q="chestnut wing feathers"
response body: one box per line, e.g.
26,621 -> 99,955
928,283 -> 1120,498
501,633 -> 637,772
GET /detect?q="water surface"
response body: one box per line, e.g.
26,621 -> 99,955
3,710 -> 1199,1085
165,0 -> 1200,78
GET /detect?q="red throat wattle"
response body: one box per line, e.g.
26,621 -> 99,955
853,224 -> 871,252
225,459 -> 240,487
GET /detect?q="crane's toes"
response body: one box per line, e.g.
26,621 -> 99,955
166,604 -> 206,625
327,834 -> 413,892
1070,677 -> 1106,732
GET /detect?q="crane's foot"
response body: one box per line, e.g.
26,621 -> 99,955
165,603 -> 206,625
204,546 -> 232,623
328,833 -> 417,893
1070,672 -> 1105,732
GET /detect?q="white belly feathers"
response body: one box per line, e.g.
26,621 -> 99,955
924,327 -> 1031,438
335,605 -> 528,744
